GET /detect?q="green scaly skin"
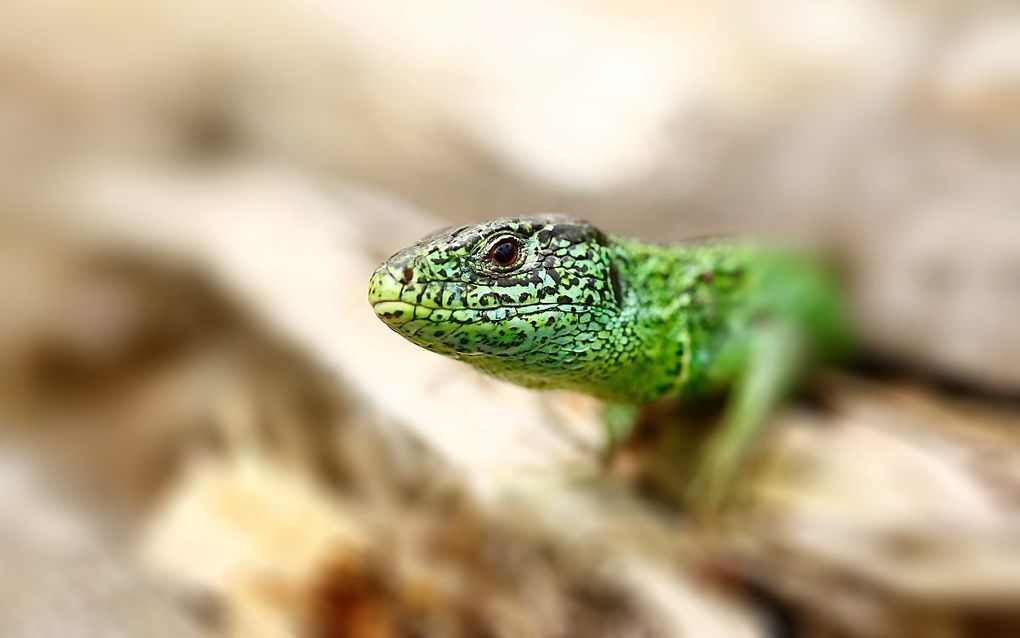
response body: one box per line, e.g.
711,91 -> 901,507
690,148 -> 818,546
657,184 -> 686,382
369,214 -> 851,508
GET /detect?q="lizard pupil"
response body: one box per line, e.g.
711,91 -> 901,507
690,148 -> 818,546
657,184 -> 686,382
489,238 -> 521,268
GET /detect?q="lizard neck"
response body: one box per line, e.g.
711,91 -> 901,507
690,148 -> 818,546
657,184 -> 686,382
602,237 -> 753,402
594,239 -> 692,402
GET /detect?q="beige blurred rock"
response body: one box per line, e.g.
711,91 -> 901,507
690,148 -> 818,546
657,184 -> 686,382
141,455 -> 368,638
0,448 -> 213,638
852,204 -> 1020,393
744,381 -> 1020,635
0,0 -> 918,193
930,12 -> 1020,129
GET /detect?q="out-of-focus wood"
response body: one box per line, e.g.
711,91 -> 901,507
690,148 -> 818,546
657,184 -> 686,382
745,380 -> 1020,636
9,168 -> 1018,637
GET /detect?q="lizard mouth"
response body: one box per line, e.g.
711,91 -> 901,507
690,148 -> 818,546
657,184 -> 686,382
368,264 -> 419,323
371,300 -> 417,323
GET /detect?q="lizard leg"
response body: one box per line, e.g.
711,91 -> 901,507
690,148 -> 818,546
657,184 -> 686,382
688,323 -> 806,515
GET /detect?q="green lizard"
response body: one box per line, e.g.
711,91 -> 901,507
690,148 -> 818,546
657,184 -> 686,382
368,214 -> 851,508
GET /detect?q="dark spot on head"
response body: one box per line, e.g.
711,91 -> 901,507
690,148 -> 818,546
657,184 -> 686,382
700,271 -> 715,284
557,295 -> 572,305
548,220 -> 605,246
482,292 -> 500,307
550,224 -> 585,243
608,263 -> 624,308
400,267 -> 414,285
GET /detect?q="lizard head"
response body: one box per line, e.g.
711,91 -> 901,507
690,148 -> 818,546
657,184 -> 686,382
368,214 -> 629,391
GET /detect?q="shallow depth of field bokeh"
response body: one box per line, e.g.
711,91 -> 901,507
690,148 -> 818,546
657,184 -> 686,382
1,2 -> 1019,637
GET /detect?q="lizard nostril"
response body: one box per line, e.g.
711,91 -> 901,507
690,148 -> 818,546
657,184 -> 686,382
399,266 -> 414,285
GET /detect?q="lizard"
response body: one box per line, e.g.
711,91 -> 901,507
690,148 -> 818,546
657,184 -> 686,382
368,214 -> 852,509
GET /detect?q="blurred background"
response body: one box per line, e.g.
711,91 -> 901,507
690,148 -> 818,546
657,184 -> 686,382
1,1 -> 1018,637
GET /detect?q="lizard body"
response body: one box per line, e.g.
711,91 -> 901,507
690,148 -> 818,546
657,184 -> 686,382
369,214 -> 851,505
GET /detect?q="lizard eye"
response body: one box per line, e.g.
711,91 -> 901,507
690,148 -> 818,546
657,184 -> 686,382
487,237 -> 522,269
